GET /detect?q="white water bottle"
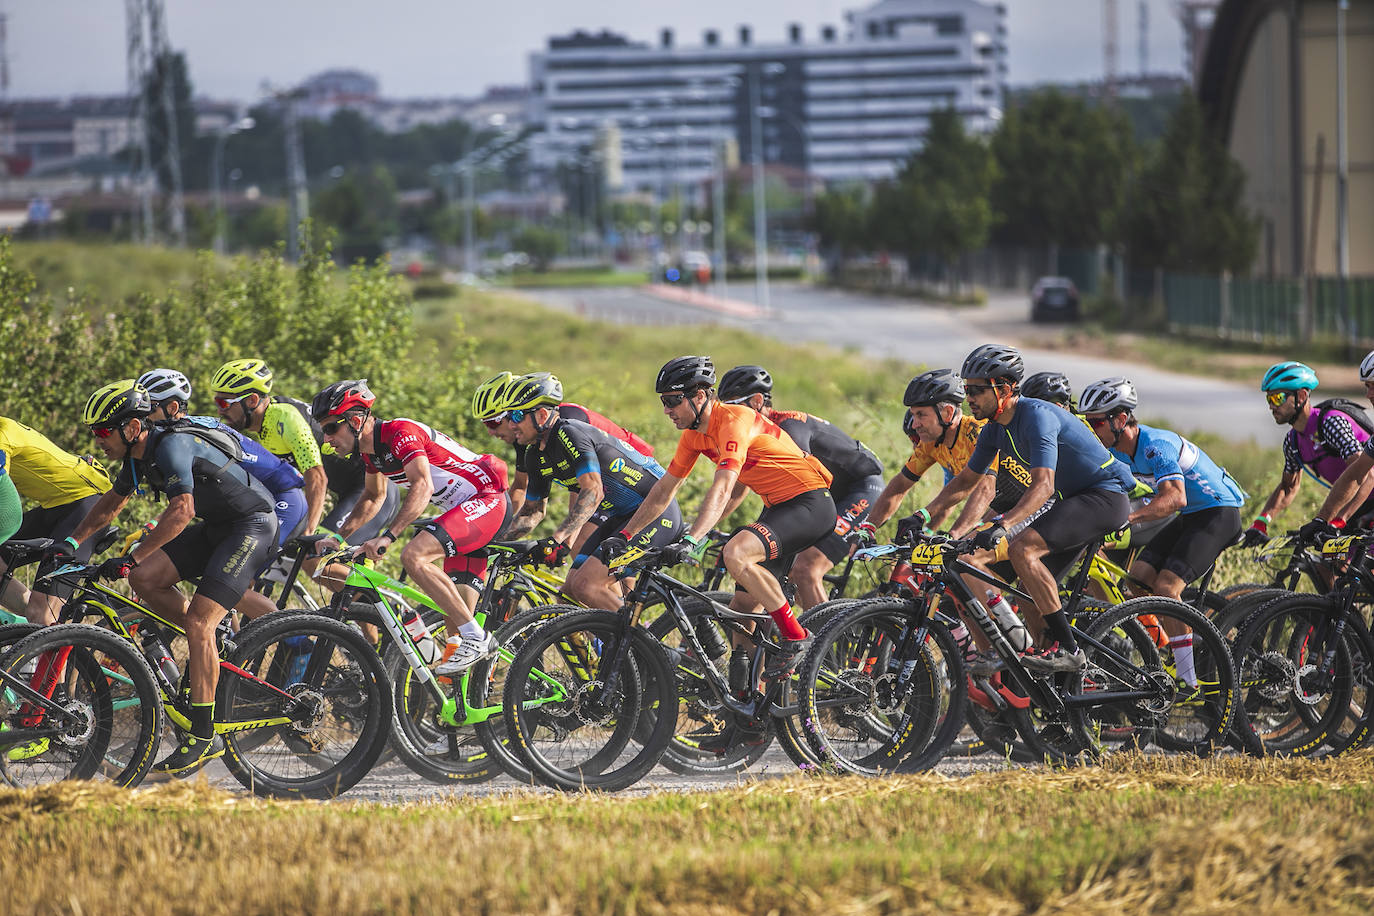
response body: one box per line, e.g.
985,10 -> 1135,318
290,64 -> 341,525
402,608 -> 438,664
986,590 -> 1030,652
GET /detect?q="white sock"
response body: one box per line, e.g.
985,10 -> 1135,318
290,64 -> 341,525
458,620 -> 485,641
1168,634 -> 1197,687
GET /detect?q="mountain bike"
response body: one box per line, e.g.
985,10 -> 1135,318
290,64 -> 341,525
39,561 -> 391,798
495,544 -> 820,791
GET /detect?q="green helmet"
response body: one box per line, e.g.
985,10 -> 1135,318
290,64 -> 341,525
502,372 -> 564,413
83,380 -> 152,428
211,358 -> 274,396
471,372 -> 518,420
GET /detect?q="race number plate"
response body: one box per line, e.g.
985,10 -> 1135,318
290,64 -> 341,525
909,543 -> 944,568
1321,535 -> 1356,557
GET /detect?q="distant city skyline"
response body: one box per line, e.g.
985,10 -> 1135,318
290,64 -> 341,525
6,0 -> 1188,102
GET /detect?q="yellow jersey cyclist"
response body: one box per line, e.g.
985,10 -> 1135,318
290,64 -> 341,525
0,415 -> 112,624
607,356 -> 836,700
924,345 -> 1136,673
495,372 -> 683,611
716,364 -> 885,610
211,358 -> 401,583
64,381 -> 279,774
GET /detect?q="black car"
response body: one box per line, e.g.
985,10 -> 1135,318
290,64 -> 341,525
1030,276 -> 1080,322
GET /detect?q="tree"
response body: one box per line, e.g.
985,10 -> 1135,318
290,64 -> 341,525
1126,92 -> 1260,273
313,165 -> 400,263
990,89 -> 1136,251
871,107 -> 996,286
810,185 -> 870,270
511,225 -> 561,272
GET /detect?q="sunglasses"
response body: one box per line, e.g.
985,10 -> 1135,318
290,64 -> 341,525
214,393 -> 253,410
1265,390 -> 1291,408
321,418 -> 351,435
723,395 -> 754,405
964,383 -> 997,396
90,423 -> 119,439
1086,415 -> 1113,429
482,413 -> 508,430
660,393 -> 688,408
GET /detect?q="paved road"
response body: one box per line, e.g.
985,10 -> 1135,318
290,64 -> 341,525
521,283 -> 1275,444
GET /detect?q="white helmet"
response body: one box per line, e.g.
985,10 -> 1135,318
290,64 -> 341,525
1079,377 -> 1138,415
1360,350 -> 1374,383
137,368 -> 193,406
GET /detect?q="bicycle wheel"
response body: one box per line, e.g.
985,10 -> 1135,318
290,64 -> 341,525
502,609 -> 676,791
218,612 -> 390,798
0,623 -> 162,788
799,597 -> 966,775
1315,612 -> 1374,758
1073,597 -> 1236,756
1230,594 -> 1359,758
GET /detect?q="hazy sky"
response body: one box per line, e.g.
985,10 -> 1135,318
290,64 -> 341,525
7,0 -> 1187,101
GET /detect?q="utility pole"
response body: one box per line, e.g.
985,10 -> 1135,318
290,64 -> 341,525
1103,0 -> 1119,100
1336,0 -> 1352,349
750,66 -> 769,312
714,138 -> 728,300
147,0 -> 185,245
125,0 -> 153,243
280,89 -> 309,262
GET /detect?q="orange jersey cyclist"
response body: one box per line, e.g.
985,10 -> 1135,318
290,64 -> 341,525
607,356 -> 835,696
716,364 -> 884,610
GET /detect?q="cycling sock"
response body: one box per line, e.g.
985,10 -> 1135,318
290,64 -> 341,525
458,620 -> 485,642
1042,611 -> 1077,652
190,701 -> 215,740
1168,634 -> 1197,687
769,604 -> 807,641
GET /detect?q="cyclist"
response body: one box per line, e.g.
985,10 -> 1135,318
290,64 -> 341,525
716,364 -> 884,609
607,356 -> 835,691
473,370 -> 653,524
0,415 -> 112,624
924,345 -> 1135,672
211,358 -> 402,571
313,379 -> 509,675
63,380 -> 278,773
1299,350 -> 1374,539
1080,377 -> 1245,602
1021,371 -> 1075,411
1243,361 -> 1373,546
497,373 -> 682,610
859,369 -> 994,541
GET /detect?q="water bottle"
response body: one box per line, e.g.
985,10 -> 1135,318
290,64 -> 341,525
142,634 -> 181,685
986,590 -> 1030,652
693,616 -> 730,661
402,608 -> 438,664
947,617 -> 972,654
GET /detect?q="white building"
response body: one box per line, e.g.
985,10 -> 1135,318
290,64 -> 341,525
528,0 -> 1007,191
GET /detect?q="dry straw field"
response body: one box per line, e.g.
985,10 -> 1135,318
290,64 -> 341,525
2,754 -> 1372,915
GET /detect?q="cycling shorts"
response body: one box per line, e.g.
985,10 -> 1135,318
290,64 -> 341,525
574,501 -> 683,569
415,491 -> 511,586
1025,487 -> 1130,555
162,513 -> 278,609
322,477 -> 402,546
811,473 -> 884,563
735,488 -> 837,590
1136,505 -> 1242,584
20,494 -> 102,596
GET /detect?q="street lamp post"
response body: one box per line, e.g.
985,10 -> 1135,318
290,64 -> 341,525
750,69 -> 768,311
211,116 -> 254,255
1336,0 -> 1352,349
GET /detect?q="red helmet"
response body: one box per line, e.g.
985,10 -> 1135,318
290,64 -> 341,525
312,379 -> 376,420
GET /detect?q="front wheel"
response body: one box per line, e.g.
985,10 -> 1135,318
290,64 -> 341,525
218,612 -> 391,799
502,610 -> 676,791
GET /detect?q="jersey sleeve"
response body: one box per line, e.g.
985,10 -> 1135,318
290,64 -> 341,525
1141,436 -> 1184,486
385,420 -> 432,468
1321,411 -> 1363,459
113,459 -> 137,497
665,434 -> 703,479
1019,411 -> 1059,470
266,405 -> 323,472
524,467 -> 551,503
902,443 -> 936,481
706,411 -> 756,474
153,436 -> 196,498
966,424 -> 999,476
554,423 -> 601,479
1283,433 -> 1303,474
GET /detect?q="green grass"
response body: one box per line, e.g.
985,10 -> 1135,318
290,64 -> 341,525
11,239 -> 226,305
503,268 -> 649,288
2,755 -> 1372,914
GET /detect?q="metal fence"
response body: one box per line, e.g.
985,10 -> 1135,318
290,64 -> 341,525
1162,271 -> 1374,346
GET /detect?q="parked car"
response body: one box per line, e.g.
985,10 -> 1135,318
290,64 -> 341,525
1030,276 -> 1080,322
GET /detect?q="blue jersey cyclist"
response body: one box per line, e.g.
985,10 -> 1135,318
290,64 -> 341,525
498,373 -> 682,611
924,345 -> 1134,672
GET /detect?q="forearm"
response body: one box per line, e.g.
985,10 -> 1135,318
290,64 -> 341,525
868,475 -> 915,528
620,477 -> 680,539
302,468 -> 328,533
503,502 -> 546,539
997,481 -> 1055,531
132,500 -> 196,563
553,487 -> 602,543
687,482 -> 734,541
337,494 -> 383,541
924,472 -> 978,524
388,483 -> 433,533
69,491 -> 128,545
947,475 -> 996,537
1129,489 -> 1184,524
1262,480 -> 1299,518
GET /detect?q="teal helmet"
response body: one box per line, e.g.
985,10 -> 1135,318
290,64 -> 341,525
1261,361 -> 1318,392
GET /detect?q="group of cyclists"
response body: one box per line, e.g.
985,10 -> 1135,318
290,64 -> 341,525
2,338 -> 1371,783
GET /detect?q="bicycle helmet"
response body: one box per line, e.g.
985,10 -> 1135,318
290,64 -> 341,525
471,371 -> 518,420
1021,371 -> 1073,406
311,379 -> 376,420
960,344 -> 1024,384
1079,377 -> 1138,415
137,368 -> 193,406
503,372 -> 564,412
1260,361 -> 1318,392
83,380 -> 152,428
903,369 -> 965,407
718,365 -> 773,402
656,356 -> 716,393
211,358 -> 274,396
901,410 -> 919,442
1359,351 -> 1374,384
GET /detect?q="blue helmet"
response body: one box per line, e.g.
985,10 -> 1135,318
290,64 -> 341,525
1261,361 -> 1318,393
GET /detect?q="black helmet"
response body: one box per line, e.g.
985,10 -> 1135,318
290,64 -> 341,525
312,379 -> 376,421
718,365 -> 773,402
901,410 -> 918,441
961,344 -> 1025,384
1021,371 -> 1073,405
903,369 -> 966,407
656,356 -> 716,393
